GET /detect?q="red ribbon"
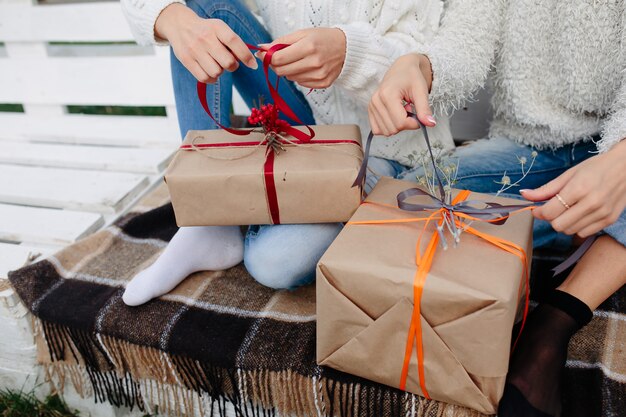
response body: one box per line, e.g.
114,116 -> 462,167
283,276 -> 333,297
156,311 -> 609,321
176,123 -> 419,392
194,43 -> 319,224
263,151 -> 280,224
182,137 -> 360,225
196,43 -> 315,142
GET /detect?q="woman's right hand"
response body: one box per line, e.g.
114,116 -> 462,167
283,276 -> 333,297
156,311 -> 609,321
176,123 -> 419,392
155,3 -> 258,84
368,53 -> 436,136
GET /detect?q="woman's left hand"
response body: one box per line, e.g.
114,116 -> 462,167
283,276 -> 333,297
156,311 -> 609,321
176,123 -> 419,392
522,140 -> 626,238
255,28 -> 346,89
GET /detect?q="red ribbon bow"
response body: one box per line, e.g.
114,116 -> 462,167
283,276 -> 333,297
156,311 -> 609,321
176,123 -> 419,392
196,43 -> 315,143
191,43 -> 358,224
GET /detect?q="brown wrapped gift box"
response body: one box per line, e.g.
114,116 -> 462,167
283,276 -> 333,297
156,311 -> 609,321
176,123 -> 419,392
165,125 -> 363,226
316,177 -> 533,414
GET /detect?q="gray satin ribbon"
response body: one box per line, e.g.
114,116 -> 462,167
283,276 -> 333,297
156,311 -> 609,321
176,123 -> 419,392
352,130 -> 374,188
396,187 -> 533,225
551,234 -> 597,275
353,110 -> 592,275
397,112 -> 536,224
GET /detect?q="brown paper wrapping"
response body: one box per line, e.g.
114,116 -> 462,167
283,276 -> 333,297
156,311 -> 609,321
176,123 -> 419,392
165,125 -> 363,226
316,177 -> 534,414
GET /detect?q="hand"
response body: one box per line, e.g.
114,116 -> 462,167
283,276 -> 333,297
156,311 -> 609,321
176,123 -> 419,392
256,28 -> 346,89
155,3 -> 257,83
368,53 -> 437,136
521,140 -> 626,238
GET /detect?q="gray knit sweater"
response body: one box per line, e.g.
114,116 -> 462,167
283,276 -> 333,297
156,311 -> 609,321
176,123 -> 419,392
419,0 -> 626,153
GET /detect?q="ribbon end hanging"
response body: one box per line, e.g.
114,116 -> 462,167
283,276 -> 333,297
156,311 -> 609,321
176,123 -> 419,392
551,235 -> 597,276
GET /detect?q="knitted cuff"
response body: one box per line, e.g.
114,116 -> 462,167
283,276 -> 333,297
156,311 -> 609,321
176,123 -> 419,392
543,290 -> 593,329
408,44 -> 453,117
599,118 -> 626,153
333,23 -> 379,92
121,0 -> 185,46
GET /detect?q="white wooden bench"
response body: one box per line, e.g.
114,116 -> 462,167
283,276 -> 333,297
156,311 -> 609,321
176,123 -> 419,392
0,0 -> 182,268
0,1 -> 181,414
0,1 -> 254,414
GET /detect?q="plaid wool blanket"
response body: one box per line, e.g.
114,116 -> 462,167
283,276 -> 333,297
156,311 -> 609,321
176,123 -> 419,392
8,186 -> 626,417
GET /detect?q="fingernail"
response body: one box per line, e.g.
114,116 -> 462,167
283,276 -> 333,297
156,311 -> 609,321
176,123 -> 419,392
520,189 -> 529,193
426,115 -> 437,125
258,43 -> 270,49
250,60 -> 258,70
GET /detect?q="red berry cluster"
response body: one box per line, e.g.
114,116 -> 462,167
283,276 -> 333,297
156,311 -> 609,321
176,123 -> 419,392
248,104 -> 290,134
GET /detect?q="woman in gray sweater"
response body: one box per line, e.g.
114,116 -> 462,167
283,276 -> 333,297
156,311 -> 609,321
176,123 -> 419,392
368,1 -> 626,416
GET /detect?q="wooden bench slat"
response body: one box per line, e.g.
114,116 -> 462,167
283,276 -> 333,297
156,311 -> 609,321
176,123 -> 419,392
0,55 -> 174,106
0,141 -> 175,174
0,2 -> 134,43
0,164 -> 149,213
0,203 -> 104,246
0,242 -> 58,279
0,113 -> 181,146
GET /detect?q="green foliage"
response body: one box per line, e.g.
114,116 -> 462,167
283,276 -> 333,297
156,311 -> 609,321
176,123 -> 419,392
0,104 -> 25,113
0,389 -> 79,417
67,105 -> 167,117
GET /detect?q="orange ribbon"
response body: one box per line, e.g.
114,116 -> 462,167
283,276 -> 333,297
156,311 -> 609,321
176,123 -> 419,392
347,190 -> 532,398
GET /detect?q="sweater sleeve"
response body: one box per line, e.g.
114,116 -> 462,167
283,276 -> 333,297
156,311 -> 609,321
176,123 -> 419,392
332,0 -> 443,105
417,0 -> 505,116
599,65 -> 626,152
120,0 -> 185,46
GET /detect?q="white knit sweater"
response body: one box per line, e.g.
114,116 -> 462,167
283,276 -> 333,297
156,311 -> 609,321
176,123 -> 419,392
120,0 -> 454,165
418,0 -> 626,153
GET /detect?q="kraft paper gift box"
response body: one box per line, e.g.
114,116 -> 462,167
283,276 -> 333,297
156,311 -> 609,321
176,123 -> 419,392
164,124 -> 363,226
316,177 -> 534,414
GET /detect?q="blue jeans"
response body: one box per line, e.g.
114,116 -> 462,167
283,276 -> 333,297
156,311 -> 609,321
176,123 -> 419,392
369,136 -> 626,249
171,0 -> 341,289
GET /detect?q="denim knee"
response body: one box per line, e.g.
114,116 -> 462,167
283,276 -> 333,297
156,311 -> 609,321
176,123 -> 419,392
243,223 -> 343,290
364,157 -> 405,194
187,0 -> 248,20
243,249 -> 315,290
243,245 -> 315,290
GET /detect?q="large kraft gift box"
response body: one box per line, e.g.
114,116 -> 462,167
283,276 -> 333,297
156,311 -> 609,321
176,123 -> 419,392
316,177 -> 533,414
165,124 -> 363,226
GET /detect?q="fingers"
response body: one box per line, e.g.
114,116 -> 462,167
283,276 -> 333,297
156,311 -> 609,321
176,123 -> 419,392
204,39 -> 239,72
214,23 -> 257,69
533,194 -> 570,222
550,198 -> 595,234
384,90 -> 414,131
563,202 -> 618,237
530,166 -> 620,237
195,52 -> 224,80
256,31 -> 309,66
410,83 -> 436,127
520,168 -> 576,202
272,58 -> 316,77
368,101 -> 391,136
368,107 -> 382,136
577,220 -> 610,238
187,59 -> 216,84
370,93 -> 401,136
368,59 -> 431,136
266,43 -> 310,67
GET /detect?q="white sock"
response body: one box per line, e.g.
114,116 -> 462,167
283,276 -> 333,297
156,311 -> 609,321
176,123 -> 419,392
122,226 -> 244,306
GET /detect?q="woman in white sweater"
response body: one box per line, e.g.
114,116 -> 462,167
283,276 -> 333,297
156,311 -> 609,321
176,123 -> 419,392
369,1 -> 626,416
119,0 -> 452,305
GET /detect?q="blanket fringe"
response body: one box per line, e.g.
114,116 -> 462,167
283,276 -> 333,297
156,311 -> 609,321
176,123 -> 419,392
34,317 -> 487,417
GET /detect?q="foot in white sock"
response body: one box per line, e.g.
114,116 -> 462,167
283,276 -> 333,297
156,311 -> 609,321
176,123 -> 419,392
123,226 -> 244,306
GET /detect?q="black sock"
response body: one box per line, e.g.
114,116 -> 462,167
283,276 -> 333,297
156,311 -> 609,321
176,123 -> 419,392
498,290 -> 592,417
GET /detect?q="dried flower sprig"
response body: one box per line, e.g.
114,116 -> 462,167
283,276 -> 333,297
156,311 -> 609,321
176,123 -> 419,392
493,151 -> 538,196
407,145 -> 538,249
